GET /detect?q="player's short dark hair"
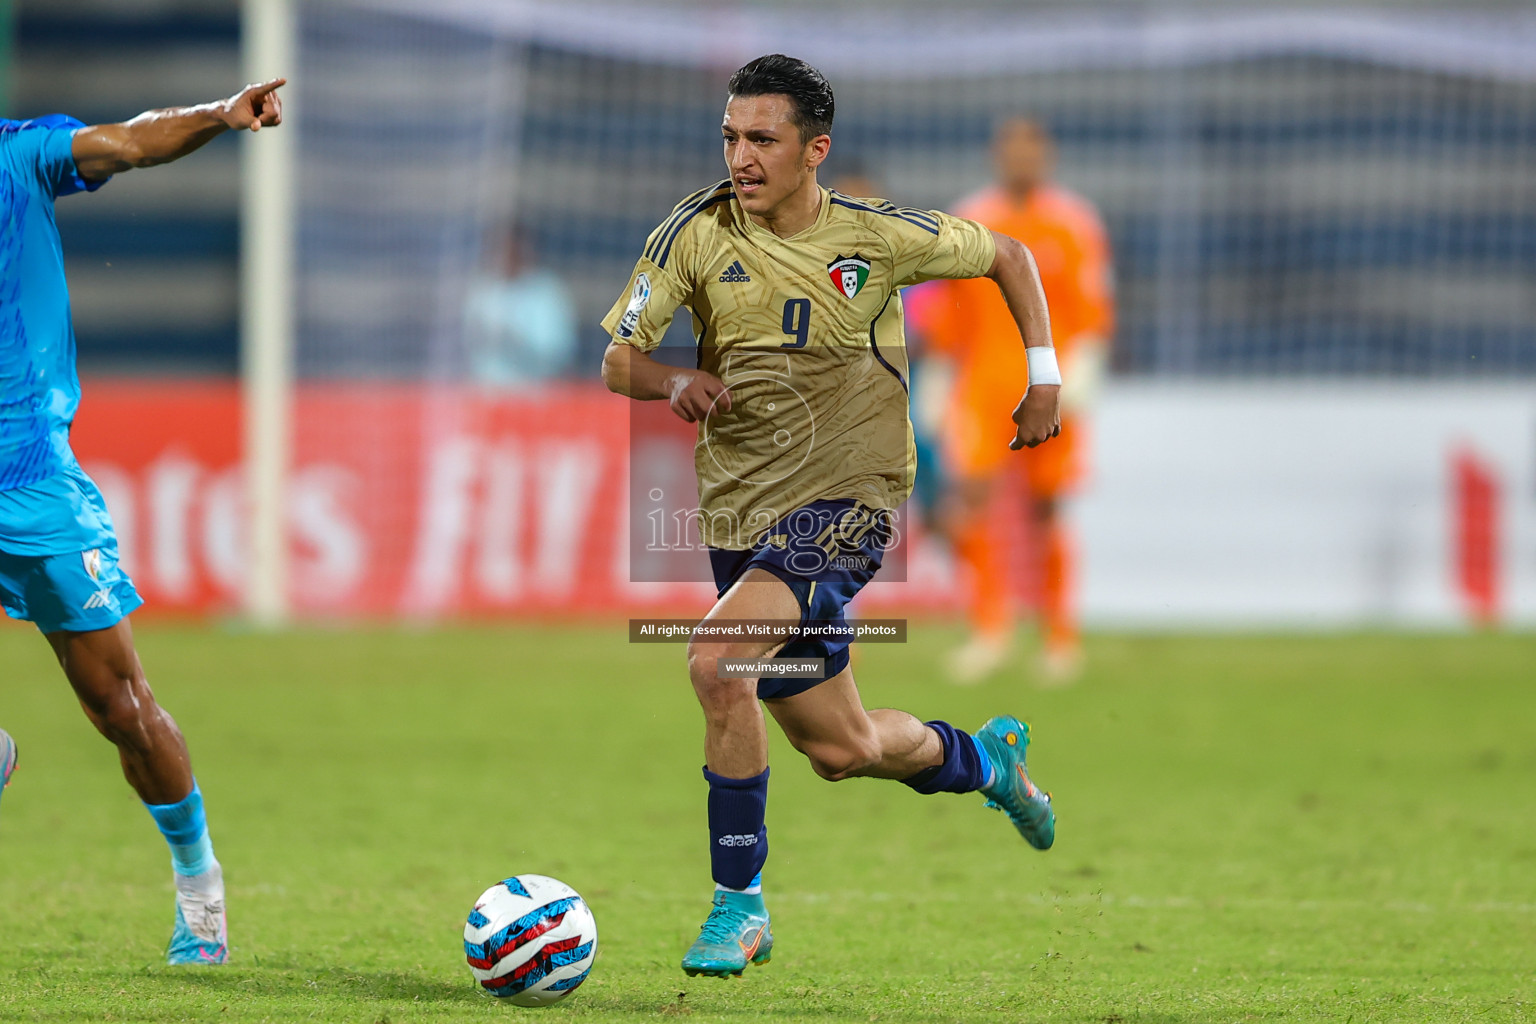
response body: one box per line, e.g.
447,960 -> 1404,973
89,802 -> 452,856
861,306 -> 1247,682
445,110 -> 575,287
995,114 -> 1051,142
727,54 -> 835,143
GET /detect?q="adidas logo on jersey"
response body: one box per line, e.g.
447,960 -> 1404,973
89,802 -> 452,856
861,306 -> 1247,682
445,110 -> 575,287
718,260 -> 751,283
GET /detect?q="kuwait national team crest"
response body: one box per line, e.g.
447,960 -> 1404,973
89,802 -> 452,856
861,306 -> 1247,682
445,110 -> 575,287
827,254 -> 871,299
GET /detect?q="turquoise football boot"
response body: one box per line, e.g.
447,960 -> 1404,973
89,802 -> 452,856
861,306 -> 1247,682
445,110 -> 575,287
681,890 -> 773,978
976,715 -> 1055,850
0,728 -> 16,805
166,866 -> 228,965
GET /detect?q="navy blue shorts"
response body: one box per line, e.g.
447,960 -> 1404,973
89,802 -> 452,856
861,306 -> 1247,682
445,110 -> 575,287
708,499 -> 891,700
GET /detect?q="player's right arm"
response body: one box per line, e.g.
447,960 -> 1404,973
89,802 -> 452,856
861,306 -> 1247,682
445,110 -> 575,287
70,79 -> 284,182
600,193 -> 732,423
601,343 -> 732,423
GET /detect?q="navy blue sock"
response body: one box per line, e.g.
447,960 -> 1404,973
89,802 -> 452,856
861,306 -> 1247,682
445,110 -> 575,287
901,721 -> 994,795
704,766 -> 769,890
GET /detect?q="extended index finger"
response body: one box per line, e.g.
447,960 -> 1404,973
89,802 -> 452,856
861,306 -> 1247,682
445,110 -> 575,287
247,77 -> 288,99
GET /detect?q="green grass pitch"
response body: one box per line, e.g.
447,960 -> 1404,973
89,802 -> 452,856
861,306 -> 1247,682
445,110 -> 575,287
0,624 -> 1532,1023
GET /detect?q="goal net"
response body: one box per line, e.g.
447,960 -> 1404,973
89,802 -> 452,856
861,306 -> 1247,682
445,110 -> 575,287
296,1 -> 1536,381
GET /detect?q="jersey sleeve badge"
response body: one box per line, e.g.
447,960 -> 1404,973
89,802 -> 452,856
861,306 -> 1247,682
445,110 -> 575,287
616,271 -> 652,339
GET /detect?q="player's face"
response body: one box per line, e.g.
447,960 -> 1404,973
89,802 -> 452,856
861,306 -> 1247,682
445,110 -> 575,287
994,119 -> 1053,196
722,95 -> 827,218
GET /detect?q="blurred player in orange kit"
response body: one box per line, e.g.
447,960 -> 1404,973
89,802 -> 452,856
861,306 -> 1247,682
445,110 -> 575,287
918,117 -> 1114,684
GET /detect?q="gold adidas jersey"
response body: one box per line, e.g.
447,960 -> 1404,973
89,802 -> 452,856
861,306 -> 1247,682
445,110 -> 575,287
602,181 -> 997,550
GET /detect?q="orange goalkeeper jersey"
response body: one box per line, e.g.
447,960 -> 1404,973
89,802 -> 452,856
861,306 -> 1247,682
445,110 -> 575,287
917,184 -> 1113,481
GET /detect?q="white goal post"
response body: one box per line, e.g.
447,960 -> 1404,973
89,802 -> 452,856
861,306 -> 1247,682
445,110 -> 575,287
241,0 -> 297,625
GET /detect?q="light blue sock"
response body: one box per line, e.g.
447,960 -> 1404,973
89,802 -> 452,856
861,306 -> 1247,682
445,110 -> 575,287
144,781 -> 217,877
971,735 -> 997,789
715,872 -> 763,896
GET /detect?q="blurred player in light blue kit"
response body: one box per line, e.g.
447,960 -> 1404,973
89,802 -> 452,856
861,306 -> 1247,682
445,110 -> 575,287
0,79 -> 284,964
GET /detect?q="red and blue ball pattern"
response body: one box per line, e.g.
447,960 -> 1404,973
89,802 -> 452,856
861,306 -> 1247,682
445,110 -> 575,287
463,875 -> 597,1005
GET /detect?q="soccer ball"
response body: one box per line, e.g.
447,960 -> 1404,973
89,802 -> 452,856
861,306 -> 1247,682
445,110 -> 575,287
463,874 -> 597,1005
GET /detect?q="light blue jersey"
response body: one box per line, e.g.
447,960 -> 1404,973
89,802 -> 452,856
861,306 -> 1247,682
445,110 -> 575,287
0,116 -> 137,632
0,115 -> 104,492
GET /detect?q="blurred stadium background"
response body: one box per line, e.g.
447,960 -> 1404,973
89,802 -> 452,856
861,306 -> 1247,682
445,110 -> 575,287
5,0 -> 1534,629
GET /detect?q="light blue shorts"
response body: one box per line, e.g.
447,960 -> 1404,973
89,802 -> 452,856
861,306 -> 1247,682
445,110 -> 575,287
0,464 -> 142,634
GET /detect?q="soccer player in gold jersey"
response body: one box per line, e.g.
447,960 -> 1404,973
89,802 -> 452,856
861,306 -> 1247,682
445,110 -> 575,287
601,55 -> 1063,978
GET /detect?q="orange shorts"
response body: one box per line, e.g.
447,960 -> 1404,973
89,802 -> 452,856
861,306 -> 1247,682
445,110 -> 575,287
945,401 -> 1086,497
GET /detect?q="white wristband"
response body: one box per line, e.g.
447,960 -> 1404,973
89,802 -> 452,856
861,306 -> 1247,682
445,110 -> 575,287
1025,346 -> 1062,387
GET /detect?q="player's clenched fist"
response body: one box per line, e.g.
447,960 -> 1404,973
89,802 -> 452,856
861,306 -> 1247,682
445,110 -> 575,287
667,369 -> 733,423
1009,384 -> 1061,449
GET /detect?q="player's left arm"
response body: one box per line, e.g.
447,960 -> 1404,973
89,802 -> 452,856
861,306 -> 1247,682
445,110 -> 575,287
71,79 -> 285,182
894,211 -> 1059,449
984,230 -> 1060,450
